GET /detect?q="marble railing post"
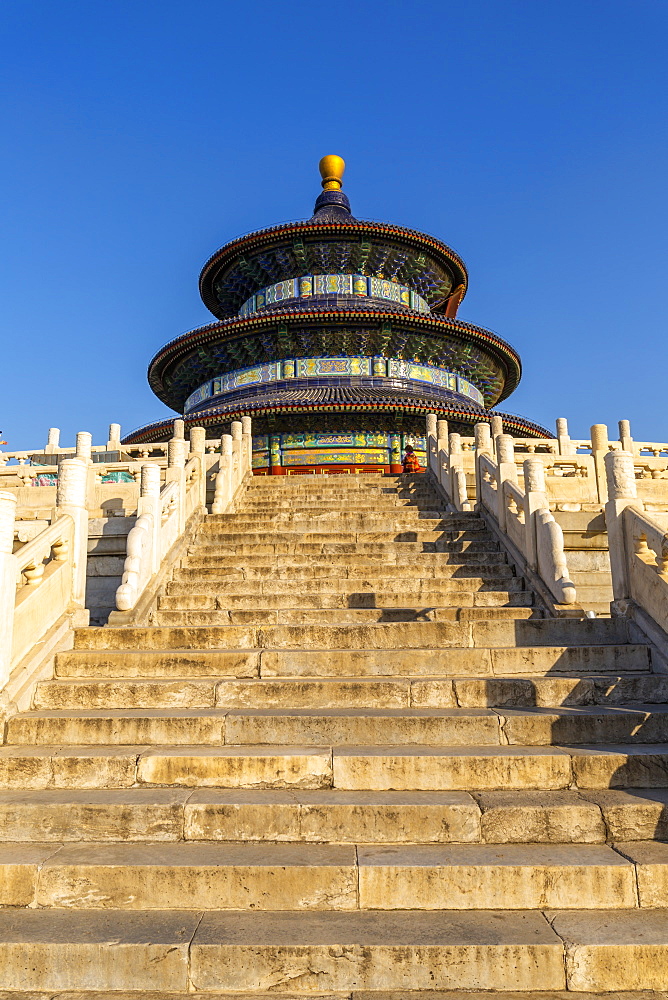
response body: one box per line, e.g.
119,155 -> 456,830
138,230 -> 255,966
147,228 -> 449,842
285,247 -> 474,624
389,434 -> 402,474
212,435 -> 233,514
590,423 -> 609,504
56,458 -> 89,608
107,424 -> 122,451
523,457 -> 547,571
490,415 -> 503,457
167,431 -> 188,533
139,463 -> 161,574
496,434 -> 517,532
0,492 -> 18,686
448,433 -> 465,509
426,413 -> 438,477
241,417 -> 253,475
45,428 -> 60,455
556,417 -> 574,456
231,422 -> 243,486
436,420 -> 449,491
605,450 -> 641,603
619,419 -> 634,455
173,419 -> 185,440
189,427 -> 207,506
474,422 -> 492,508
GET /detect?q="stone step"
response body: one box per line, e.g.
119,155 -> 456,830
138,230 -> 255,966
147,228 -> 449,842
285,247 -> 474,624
55,649 -> 261,678
172,563 -> 517,582
9,705 -> 668,748
0,842 -> 643,911
3,746 -> 668,796
3,905 -> 666,992
189,538 -> 499,555
0,745 -> 334,796
71,617 -> 632,651
0,907 -> 580,992
159,588 -> 533,609
167,566 -> 526,592
240,499 -> 442,510
184,553 -> 508,571
214,508 -> 450,521
153,607 -> 538,627
33,673 -> 668,712
55,643 -> 650,680
198,527 -> 488,542
5,708 -> 499,747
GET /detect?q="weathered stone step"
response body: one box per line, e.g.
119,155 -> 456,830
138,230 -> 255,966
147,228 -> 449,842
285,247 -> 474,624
160,587 -> 533,609
55,649 -> 261,678
34,673 -> 667,711
3,745 -> 668,795
6,708 -> 499,747
71,617 -> 632,651
55,643 -> 650,681
0,842 -> 643,911
167,575 -> 526,596
2,905 -> 668,991
190,538 -> 499,555
0,745 -> 332,796
183,551 -> 508,569
240,499 -> 441,510
154,607 -> 537,627
214,509 -> 450,522
198,526 -> 487,542
172,563 -> 516,582
0,907 -> 580,992
10,705 -> 668,748
333,749 -> 668,793
1,842 -> 360,910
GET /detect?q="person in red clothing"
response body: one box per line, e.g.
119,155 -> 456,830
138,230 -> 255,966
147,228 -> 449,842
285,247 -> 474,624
402,445 -> 421,473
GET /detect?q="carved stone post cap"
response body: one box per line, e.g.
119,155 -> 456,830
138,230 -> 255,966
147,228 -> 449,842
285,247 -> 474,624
0,490 -> 17,555
189,427 -> 206,453
241,416 -> 252,434
221,434 -> 233,456
448,433 -> 462,453
47,428 -> 60,446
556,417 -> 569,435
167,438 -> 188,469
474,422 -> 492,450
172,419 -> 185,440
604,449 -> 637,500
56,458 -> 88,508
590,423 -> 609,451
231,421 -> 243,440
140,463 -> 161,497
426,413 -> 438,435
490,415 -> 504,437
524,456 -> 546,493
496,434 -> 515,464
75,431 -> 92,460
108,423 -> 121,442
436,419 -> 449,439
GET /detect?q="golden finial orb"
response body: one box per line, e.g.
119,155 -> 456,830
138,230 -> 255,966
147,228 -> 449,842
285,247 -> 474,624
319,155 -> 345,191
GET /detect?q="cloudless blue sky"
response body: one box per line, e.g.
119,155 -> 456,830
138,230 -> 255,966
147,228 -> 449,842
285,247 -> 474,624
1,0 -> 667,449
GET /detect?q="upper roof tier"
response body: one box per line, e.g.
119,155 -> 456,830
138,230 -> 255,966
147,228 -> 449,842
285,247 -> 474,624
199,156 -> 469,321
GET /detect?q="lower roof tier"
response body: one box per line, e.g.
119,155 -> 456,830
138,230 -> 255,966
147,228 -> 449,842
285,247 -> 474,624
122,383 -> 549,444
147,306 -> 522,412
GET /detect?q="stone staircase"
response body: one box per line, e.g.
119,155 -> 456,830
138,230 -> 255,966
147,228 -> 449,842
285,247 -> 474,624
1,472 -> 668,993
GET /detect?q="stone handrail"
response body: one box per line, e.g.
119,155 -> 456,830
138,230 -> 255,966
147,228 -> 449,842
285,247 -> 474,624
428,414 -> 576,607
115,420 -> 251,613
115,438 -> 200,613
212,417 -> 253,514
0,456 -> 89,693
604,449 -> 668,645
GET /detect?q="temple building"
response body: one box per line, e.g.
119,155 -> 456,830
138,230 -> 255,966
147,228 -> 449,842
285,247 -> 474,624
123,156 -> 548,472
